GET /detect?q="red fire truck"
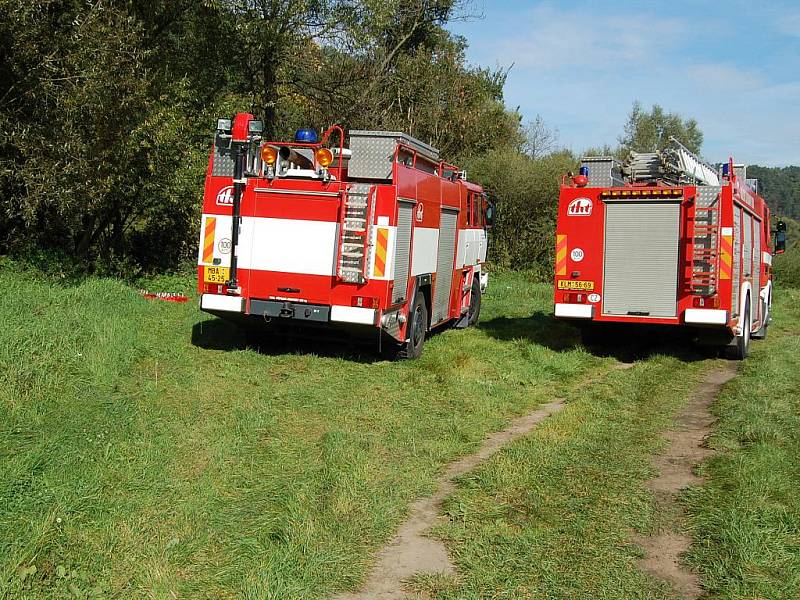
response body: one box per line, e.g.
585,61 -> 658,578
197,113 -> 492,358
554,140 -> 786,359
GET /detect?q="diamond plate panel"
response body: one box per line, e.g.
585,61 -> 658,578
348,131 -> 439,181
212,147 -> 235,178
581,157 -> 623,187
697,186 -> 721,209
348,135 -> 396,180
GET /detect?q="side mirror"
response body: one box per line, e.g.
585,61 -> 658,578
484,202 -> 496,228
774,220 -> 787,255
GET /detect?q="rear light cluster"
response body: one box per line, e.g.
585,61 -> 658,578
563,292 -> 587,303
352,296 -> 379,308
693,296 -> 720,308
204,283 -> 225,294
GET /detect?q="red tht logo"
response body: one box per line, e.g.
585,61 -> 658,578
216,186 -> 234,206
416,202 -> 424,222
567,197 -> 592,216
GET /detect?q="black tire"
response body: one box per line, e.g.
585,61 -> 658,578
467,277 -> 482,327
726,300 -> 751,360
397,291 -> 428,360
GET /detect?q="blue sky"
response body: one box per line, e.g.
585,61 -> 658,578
447,0 -> 800,166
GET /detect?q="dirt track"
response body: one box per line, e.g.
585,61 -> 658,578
632,363 -> 738,598
336,362 -> 736,600
334,399 -> 566,600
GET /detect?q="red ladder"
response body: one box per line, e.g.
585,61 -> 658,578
688,194 -> 721,296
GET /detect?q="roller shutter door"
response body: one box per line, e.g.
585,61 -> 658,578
603,201 -> 680,318
432,209 -> 458,324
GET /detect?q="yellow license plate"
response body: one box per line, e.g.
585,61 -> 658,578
204,266 -> 229,284
558,279 -> 595,291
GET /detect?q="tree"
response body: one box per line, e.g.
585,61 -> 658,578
747,165 -> 800,220
215,0 -> 349,139
619,101 -> 703,155
520,115 -> 559,160
0,0 -> 521,274
462,147 -> 576,273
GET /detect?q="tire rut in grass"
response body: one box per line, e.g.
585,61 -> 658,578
335,361 -> 636,599
632,363 -> 738,599
334,400 -> 565,600
334,360 -> 646,600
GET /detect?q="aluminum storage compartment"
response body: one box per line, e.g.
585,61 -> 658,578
348,131 -> 440,180
580,156 -> 624,187
602,201 -> 681,318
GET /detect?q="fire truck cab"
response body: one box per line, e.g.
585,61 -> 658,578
554,140 -> 783,359
197,113 -> 492,358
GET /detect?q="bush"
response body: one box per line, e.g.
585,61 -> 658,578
462,148 -> 576,277
773,216 -> 800,288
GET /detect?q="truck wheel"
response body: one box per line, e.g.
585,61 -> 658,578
398,292 -> 428,359
467,277 -> 482,327
727,301 -> 751,360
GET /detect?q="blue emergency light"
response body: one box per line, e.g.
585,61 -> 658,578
295,128 -> 318,143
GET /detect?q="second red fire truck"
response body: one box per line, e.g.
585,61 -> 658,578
554,139 -> 786,359
197,113 -> 493,358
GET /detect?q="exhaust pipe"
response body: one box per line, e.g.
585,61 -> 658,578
278,146 -> 313,170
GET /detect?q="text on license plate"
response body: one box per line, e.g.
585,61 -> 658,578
557,279 -> 595,291
204,266 -> 229,284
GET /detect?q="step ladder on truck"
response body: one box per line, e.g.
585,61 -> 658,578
197,113 -> 494,358
553,139 -> 787,359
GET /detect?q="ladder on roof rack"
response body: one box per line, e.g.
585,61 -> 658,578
687,187 -> 722,296
622,138 -> 720,187
336,183 -> 374,284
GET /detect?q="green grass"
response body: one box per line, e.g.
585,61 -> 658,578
417,350 -> 713,599
685,287 -> 800,599
0,267 -> 613,598
2,262 -> 799,599
413,289 -> 800,600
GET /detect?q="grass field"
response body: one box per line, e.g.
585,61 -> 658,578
1,262 -> 799,599
685,288 -> 800,599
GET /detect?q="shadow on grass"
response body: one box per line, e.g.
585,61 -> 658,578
479,311 -> 713,364
190,318 -> 387,363
190,318 -> 246,351
478,311 -> 581,352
